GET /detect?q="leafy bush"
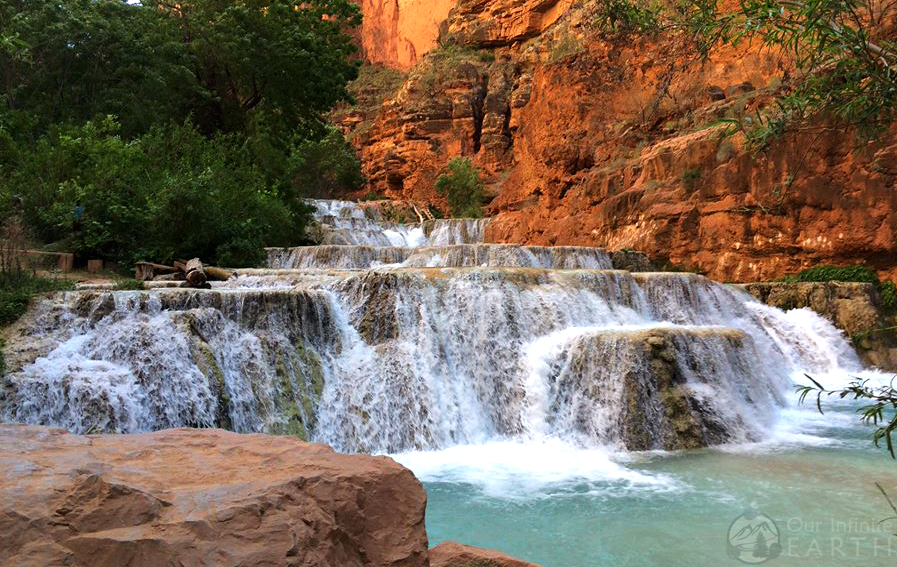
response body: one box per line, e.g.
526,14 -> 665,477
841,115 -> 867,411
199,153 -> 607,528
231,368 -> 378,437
781,264 -> 880,284
360,191 -> 386,202
881,280 -> 897,313
113,278 -> 146,291
0,275 -> 74,327
782,264 -> 896,313
0,0 -> 364,267
681,167 -> 702,189
595,0 -> 661,34
427,204 -> 445,220
435,157 -> 485,218
3,119 -> 317,268
290,127 -> 364,199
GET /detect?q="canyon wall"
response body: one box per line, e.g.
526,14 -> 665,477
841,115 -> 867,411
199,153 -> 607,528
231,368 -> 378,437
348,0 -> 897,282
356,0 -> 456,68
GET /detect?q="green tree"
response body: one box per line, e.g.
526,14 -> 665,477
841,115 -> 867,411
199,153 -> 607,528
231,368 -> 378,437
0,0 -> 194,138
155,0 -> 361,139
289,126 -> 364,199
0,0 -> 364,266
591,0 -> 897,144
435,157 -> 485,218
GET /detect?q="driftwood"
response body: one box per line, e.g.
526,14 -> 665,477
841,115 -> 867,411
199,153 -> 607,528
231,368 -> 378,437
204,266 -> 235,281
184,258 -> 207,287
153,273 -> 185,282
136,261 -> 180,281
138,258 -> 232,285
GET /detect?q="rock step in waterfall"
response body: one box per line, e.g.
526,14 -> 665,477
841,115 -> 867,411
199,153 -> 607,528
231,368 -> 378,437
0,200 -> 862,454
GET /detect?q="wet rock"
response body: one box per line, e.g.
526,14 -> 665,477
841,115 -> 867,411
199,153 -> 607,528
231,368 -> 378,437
743,281 -> 897,370
0,425 -> 429,567
430,540 -> 541,567
611,249 -> 653,272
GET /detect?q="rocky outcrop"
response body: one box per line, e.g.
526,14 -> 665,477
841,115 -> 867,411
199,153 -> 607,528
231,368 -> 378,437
349,1 -> 897,282
430,541 -> 540,567
440,0 -> 575,48
744,282 -> 897,370
0,425 -> 429,567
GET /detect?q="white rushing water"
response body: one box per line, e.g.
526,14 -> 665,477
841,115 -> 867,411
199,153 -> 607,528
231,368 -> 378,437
305,199 -> 489,247
0,200 -> 869,469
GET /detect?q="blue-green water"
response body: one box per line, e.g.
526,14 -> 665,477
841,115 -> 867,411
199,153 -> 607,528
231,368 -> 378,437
397,398 -> 897,566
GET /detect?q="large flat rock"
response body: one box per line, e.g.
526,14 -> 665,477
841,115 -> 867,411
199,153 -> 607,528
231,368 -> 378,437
0,425 -> 428,567
429,541 -> 540,567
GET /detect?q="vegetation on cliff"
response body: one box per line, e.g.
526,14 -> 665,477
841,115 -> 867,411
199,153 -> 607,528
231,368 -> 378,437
0,0 -> 364,267
436,157 -> 485,218
597,0 -> 896,145
782,264 -> 897,312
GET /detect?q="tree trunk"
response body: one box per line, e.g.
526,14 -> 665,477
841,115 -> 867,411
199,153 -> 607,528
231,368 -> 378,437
185,258 -> 207,287
205,266 -> 235,281
135,262 -> 178,281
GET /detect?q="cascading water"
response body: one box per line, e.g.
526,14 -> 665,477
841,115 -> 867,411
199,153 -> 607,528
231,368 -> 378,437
0,200 -> 865,457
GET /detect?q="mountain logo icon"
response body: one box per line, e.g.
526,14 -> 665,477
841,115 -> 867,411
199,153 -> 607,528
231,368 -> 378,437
726,509 -> 782,564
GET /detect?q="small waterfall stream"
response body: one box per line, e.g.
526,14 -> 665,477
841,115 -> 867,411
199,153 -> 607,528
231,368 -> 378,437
0,200 -> 863,454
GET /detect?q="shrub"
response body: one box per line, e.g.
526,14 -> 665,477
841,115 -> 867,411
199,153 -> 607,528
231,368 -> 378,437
435,157 -> 484,218
782,264 -> 896,313
881,280 -> 897,313
113,278 -> 146,291
781,264 -> 880,284
595,0 -> 661,34
289,126 -> 365,199
0,275 -> 74,327
681,167 -> 702,189
360,191 -> 386,202
1,119 -> 318,268
427,204 -> 445,220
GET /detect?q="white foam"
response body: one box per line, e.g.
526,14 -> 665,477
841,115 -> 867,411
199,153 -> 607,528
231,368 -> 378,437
390,438 -> 682,499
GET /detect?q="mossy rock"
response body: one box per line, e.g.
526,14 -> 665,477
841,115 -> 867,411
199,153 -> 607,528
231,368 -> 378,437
191,339 -> 232,431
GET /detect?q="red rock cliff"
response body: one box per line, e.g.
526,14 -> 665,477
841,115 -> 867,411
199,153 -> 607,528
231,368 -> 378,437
349,0 -> 897,282
357,0 -> 457,69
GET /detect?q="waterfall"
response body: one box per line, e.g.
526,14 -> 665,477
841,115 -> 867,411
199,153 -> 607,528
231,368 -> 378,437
0,200 -> 863,454
305,199 -> 491,247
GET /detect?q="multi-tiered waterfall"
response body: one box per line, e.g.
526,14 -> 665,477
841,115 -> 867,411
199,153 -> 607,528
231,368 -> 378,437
0,200 -> 861,454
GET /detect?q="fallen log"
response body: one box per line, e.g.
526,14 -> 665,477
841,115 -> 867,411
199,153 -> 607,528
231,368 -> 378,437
135,261 -> 179,281
184,258 -> 207,287
205,266 -> 235,281
153,273 -> 185,282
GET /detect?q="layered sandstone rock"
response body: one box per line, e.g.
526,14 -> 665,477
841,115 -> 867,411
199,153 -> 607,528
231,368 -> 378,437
440,0 -> 575,47
0,425 -> 429,567
430,540 -> 541,567
356,0 -> 456,69
743,281 -> 897,370
350,0 -> 897,282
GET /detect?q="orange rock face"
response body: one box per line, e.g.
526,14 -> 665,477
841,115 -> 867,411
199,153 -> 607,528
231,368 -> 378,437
349,1 -> 897,282
0,425 -> 429,567
430,540 -> 541,567
357,0 -> 456,69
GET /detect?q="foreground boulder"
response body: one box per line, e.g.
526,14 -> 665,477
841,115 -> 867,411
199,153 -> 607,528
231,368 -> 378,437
0,425 -> 428,567
429,541 -> 541,567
